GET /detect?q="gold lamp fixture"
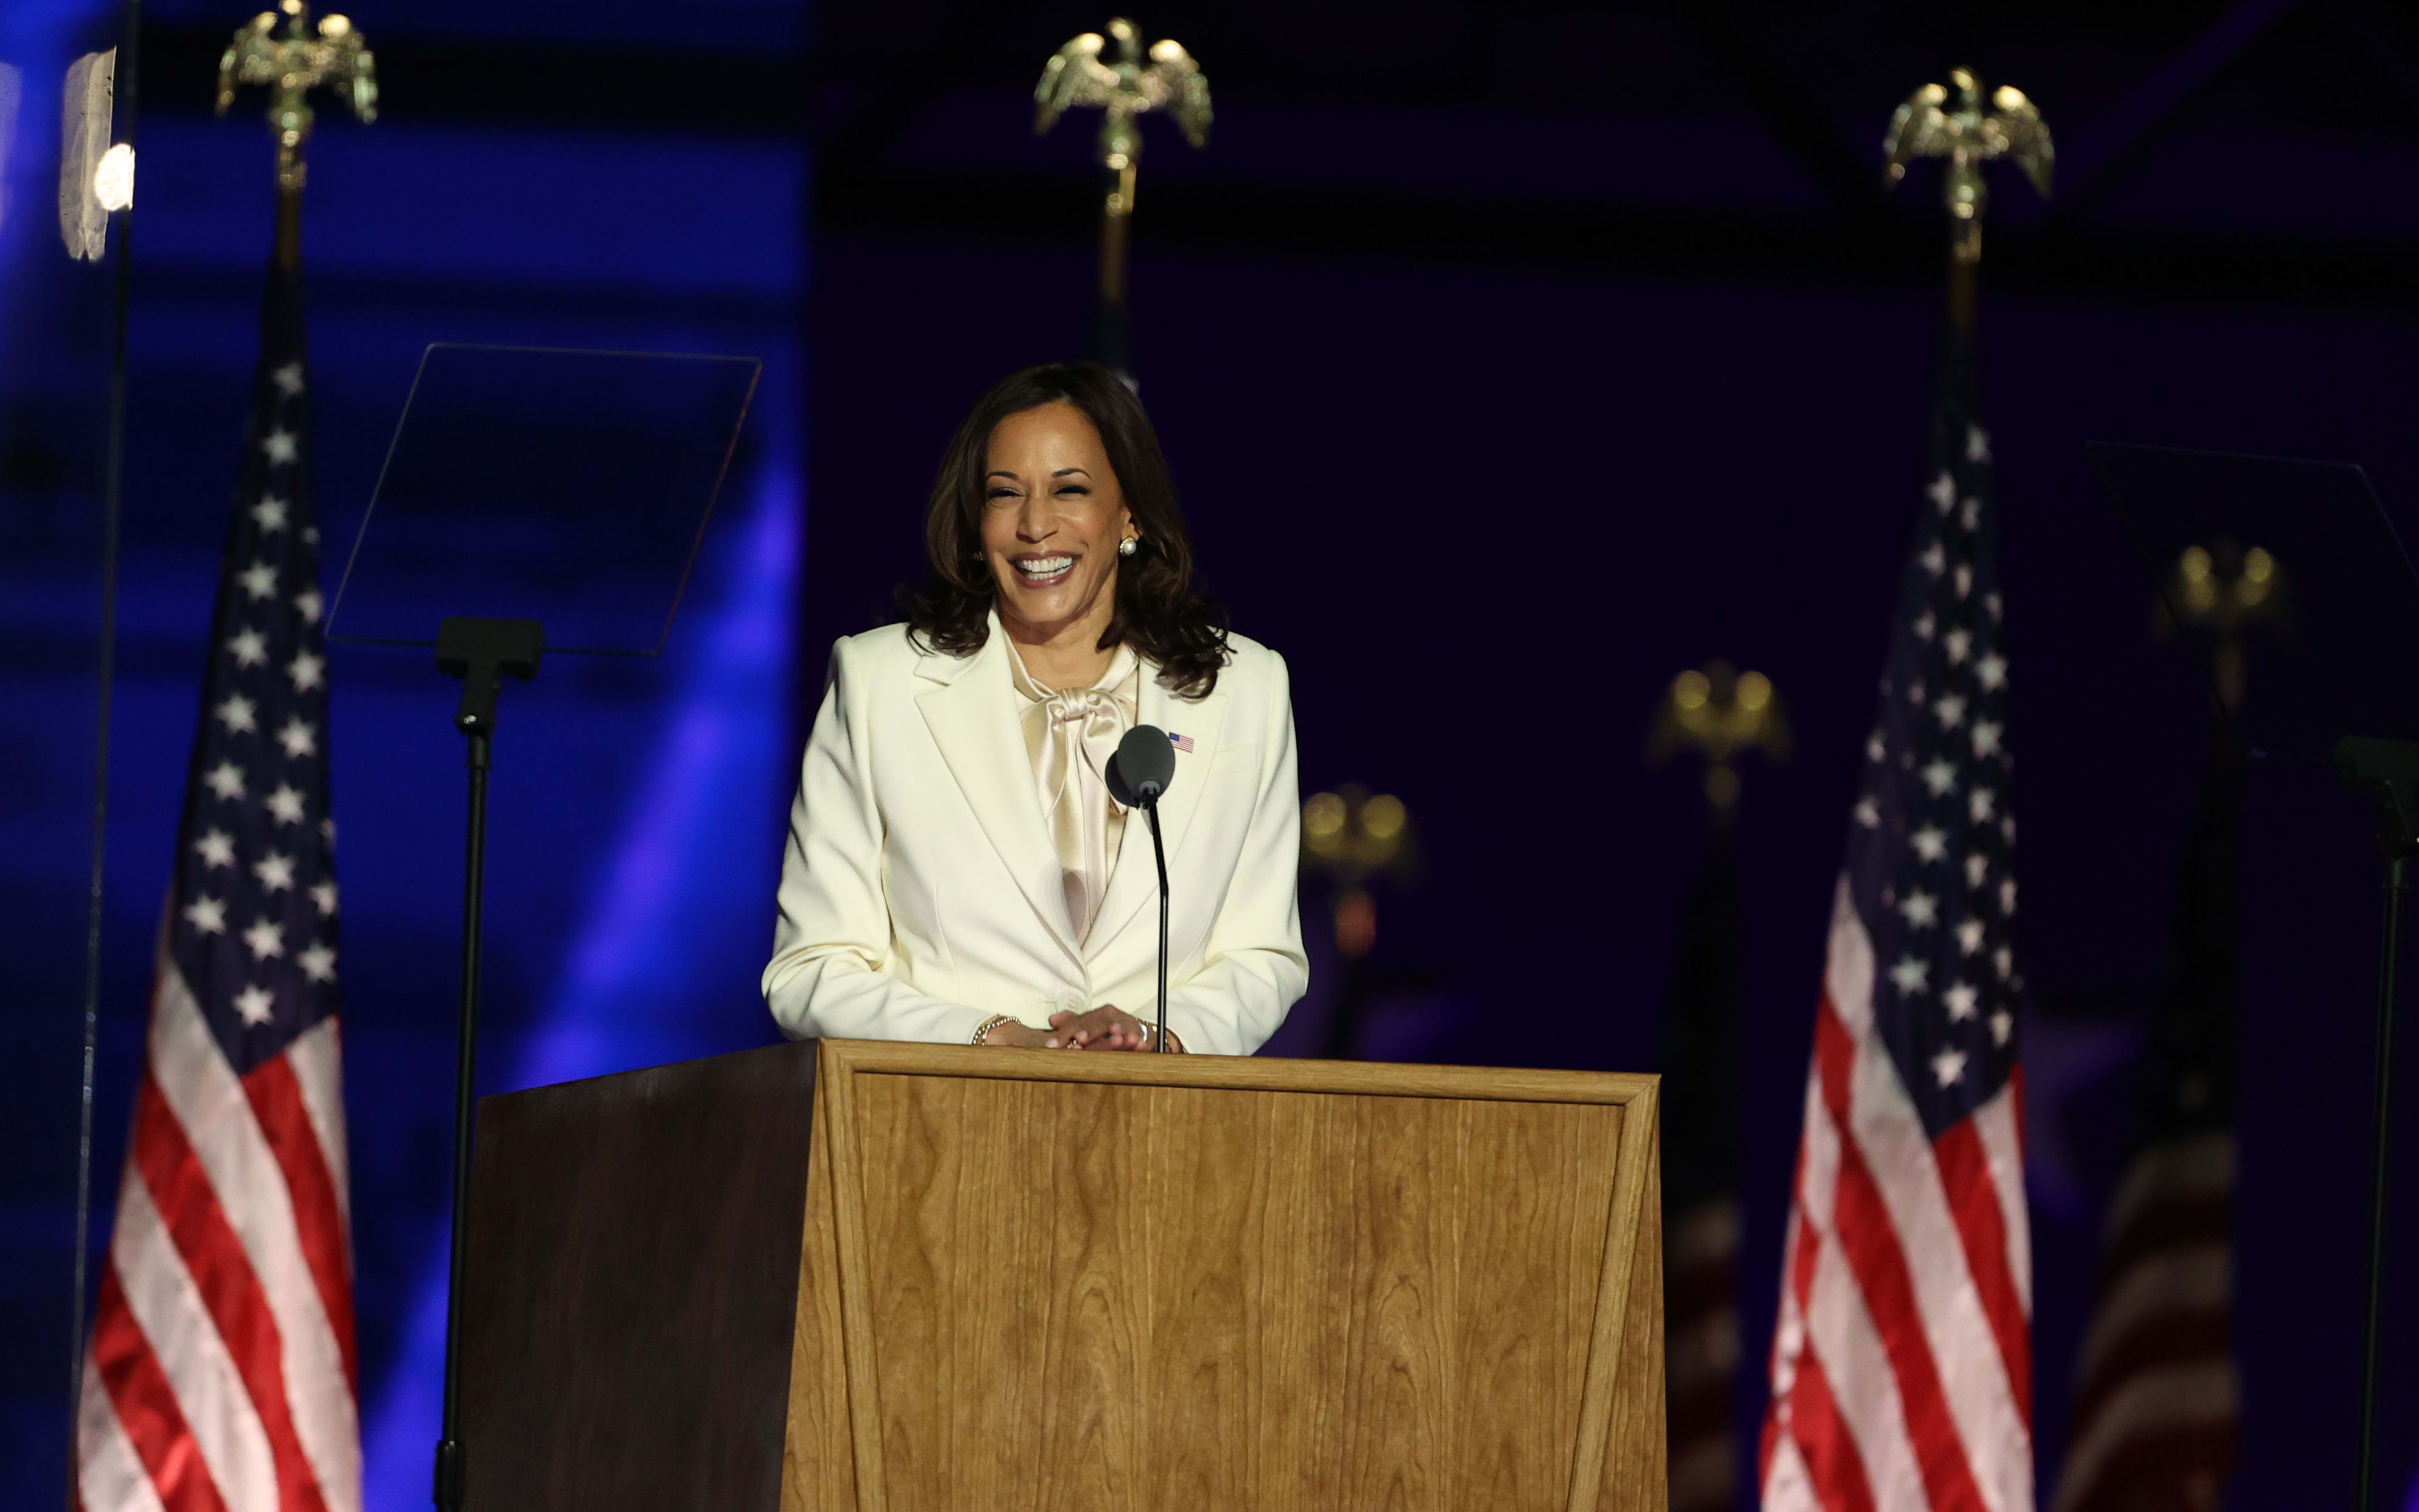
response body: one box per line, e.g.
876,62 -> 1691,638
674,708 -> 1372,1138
1301,785 -> 1414,961
2163,539 -> 2285,713
1649,660 -> 1791,811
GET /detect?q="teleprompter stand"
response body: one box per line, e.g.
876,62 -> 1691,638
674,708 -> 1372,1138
2331,735 -> 2415,1512
2094,443 -> 2419,1512
326,344 -> 759,1510
427,615 -> 541,1510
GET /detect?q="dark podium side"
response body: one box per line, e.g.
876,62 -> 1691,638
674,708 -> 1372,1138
457,1039 -> 1668,1511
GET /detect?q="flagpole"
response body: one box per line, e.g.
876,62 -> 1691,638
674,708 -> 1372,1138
1946,254 -> 1976,341
275,187 -> 303,272
1034,18 -> 1212,374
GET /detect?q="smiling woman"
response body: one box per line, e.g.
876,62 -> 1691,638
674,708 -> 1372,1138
762,363 -> 1307,1055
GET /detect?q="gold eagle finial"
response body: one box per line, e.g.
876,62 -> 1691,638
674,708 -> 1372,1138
217,0 -> 377,192
1884,67 -> 2052,264
1036,17 -> 1212,173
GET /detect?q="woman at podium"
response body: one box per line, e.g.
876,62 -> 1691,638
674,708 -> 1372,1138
763,363 -> 1307,1055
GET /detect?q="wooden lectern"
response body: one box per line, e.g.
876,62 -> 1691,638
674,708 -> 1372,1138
458,1040 -> 1665,1511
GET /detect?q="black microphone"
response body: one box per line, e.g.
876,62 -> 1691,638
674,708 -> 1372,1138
1114,724 -> 1176,804
1114,725 -> 1178,1051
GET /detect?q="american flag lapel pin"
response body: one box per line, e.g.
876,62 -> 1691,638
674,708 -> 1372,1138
1167,731 -> 1195,753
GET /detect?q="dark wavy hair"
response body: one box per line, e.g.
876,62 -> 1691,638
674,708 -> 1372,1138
897,362 -> 1229,697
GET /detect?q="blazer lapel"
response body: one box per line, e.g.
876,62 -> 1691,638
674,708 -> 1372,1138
915,634 -> 1080,960
1090,666 -> 1229,953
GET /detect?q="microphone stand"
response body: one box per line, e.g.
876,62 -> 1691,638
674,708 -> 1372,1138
1146,802 -> 1170,1051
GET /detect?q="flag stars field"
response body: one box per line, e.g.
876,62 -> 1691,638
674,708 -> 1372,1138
239,561 -> 278,600
203,764 -> 245,801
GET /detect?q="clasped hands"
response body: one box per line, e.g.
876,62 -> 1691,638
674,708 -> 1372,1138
981,1005 -> 1178,1052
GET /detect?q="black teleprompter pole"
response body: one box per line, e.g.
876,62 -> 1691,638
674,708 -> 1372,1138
2336,737 -> 2416,1512
430,617 -> 542,1512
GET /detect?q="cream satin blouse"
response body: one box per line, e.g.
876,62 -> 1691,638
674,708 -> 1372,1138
1002,632 -> 1140,945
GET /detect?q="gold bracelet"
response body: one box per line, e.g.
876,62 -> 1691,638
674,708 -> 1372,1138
971,1013 -> 1019,1046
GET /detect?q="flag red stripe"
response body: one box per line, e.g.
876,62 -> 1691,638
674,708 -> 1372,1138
1789,1340 -> 1881,1512
242,1055 -> 357,1393
1934,1117 -> 2033,1423
131,1076 -> 333,1512
2069,1311 -> 2233,1426
2098,1194 -> 2230,1284
90,1268 -> 231,1512
1814,1001 -> 1992,1512
1761,1136 -> 1814,1490
1762,1181 -> 1821,1488
2062,1420 -> 2236,1512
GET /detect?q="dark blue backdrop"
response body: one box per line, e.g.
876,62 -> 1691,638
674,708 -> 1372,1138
7,1 -> 2419,1509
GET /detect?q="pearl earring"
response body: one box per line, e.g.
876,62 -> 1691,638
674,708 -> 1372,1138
1119,537 -> 1139,558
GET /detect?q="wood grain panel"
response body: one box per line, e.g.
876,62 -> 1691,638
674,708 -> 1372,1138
1598,1124 -> 1668,1512
458,1041 -> 817,1511
781,1077 -> 856,1512
829,1048 -> 1648,1512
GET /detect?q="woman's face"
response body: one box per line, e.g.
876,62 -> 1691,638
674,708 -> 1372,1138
979,401 -> 1134,640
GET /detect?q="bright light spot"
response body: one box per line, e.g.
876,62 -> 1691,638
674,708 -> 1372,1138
93,143 -> 135,211
1361,794 -> 1406,841
1738,671 -> 1772,712
2245,546 -> 2274,584
1673,670 -> 1710,710
1303,792 -> 1345,839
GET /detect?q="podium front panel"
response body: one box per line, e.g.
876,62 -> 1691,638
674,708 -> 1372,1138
791,1043 -> 1664,1512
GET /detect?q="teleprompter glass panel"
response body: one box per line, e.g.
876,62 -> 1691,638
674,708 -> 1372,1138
329,344 -> 760,655
2091,442 -> 2419,763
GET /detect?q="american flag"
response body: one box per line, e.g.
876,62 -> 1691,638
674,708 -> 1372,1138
76,265 -> 360,1512
2054,749 -> 2238,1512
1758,331 -> 2033,1512
1660,814 -> 1745,1512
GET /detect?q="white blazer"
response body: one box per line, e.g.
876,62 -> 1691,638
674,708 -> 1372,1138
762,622 -> 1307,1055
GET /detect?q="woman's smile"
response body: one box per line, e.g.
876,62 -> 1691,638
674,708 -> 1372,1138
1011,551 -> 1078,586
